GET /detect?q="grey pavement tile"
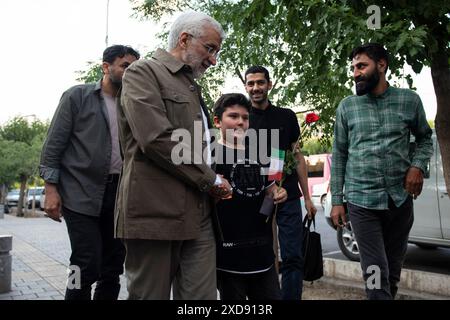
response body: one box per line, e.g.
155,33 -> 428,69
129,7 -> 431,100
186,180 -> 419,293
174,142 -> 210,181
11,263 -> 32,272
32,260 -> 61,266
36,269 -> 66,277
12,293 -> 38,300
20,288 -> 46,295
44,275 -> 67,282
13,282 -> 30,288
37,266 -> 67,274
14,274 -> 44,282
45,281 -> 66,291
28,282 -> 45,289
36,290 -> 62,297
41,284 -> 58,291
0,292 -> 19,299
33,297 -> 53,300
1,290 -> 23,297
2,215 -> 127,300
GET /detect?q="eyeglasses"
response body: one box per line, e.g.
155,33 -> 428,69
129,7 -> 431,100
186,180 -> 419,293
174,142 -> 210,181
188,34 -> 220,58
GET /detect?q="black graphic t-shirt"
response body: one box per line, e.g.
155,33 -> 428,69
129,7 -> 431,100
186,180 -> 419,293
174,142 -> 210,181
214,144 -> 275,273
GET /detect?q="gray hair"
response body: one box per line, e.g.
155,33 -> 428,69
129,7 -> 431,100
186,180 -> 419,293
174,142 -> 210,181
168,11 -> 226,51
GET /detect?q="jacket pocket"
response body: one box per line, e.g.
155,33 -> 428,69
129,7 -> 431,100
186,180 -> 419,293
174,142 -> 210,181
161,89 -> 192,129
127,161 -> 186,219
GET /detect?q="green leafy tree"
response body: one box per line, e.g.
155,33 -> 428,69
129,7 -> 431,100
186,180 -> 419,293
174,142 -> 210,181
76,61 -> 103,83
0,138 -> 19,203
302,138 -> 333,156
0,117 -> 49,216
130,0 -> 450,194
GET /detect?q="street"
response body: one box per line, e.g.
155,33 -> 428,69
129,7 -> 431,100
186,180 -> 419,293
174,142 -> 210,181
0,202 -> 449,300
310,199 -> 450,276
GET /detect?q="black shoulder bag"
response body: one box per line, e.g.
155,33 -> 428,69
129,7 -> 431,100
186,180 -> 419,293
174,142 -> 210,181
302,216 -> 324,282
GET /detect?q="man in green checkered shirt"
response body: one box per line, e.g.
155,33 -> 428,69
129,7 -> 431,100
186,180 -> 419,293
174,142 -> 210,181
330,43 -> 433,300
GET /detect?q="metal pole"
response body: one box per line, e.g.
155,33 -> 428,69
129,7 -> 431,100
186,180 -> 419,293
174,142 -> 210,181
105,0 -> 110,47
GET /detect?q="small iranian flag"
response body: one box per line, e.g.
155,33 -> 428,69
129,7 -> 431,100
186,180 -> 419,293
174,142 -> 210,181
267,148 -> 285,181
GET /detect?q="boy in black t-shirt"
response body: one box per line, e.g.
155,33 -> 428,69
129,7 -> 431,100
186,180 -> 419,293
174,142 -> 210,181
212,93 -> 287,300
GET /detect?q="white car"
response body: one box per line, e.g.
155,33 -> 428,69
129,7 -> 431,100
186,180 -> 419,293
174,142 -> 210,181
4,189 -> 23,212
324,133 -> 450,261
26,187 -> 45,210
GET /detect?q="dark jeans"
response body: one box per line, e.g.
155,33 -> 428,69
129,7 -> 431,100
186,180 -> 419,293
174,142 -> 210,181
217,266 -> 281,300
276,198 -> 304,300
348,196 -> 414,300
63,177 -> 125,300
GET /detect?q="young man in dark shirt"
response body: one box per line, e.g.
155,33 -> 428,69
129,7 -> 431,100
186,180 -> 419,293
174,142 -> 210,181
212,93 -> 287,300
40,45 -> 140,300
244,66 -> 317,300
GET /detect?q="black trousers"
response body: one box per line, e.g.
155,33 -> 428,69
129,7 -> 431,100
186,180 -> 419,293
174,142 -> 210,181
348,196 -> 414,300
217,266 -> 281,300
63,177 -> 125,300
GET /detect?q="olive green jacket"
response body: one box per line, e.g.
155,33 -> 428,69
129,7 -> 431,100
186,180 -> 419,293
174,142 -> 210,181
115,48 -> 216,240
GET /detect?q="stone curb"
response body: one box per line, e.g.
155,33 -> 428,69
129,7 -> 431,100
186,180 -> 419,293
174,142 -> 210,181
323,257 -> 450,298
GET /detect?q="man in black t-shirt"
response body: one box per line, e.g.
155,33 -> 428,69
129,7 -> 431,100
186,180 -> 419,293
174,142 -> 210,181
244,66 -> 317,300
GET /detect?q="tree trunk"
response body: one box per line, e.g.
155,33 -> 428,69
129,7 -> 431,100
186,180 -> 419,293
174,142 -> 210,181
16,175 -> 27,217
430,48 -> 450,196
1,184 -> 6,204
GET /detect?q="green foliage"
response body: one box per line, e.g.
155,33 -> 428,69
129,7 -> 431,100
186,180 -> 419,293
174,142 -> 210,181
130,0 -> 196,21
0,139 -> 21,186
0,117 -> 49,186
76,61 -> 103,84
283,148 -> 298,177
0,116 -> 48,146
129,0 -> 449,141
301,137 -> 332,156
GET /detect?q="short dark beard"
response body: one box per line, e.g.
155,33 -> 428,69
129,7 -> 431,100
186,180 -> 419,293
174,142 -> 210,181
249,92 -> 268,104
355,70 -> 380,96
109,75 -> 122,89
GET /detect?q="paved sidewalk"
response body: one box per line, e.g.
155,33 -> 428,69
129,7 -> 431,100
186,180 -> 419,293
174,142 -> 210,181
0,212 -> 127,300
5,211 -> 445,300
3,212 -> 361,300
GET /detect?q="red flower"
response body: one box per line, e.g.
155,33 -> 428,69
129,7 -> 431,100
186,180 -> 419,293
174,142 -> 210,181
305,113 -> 320,124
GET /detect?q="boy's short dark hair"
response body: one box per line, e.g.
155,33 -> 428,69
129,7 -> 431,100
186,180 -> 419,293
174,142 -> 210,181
213,93 -> 252,120
244,65 -> 271,83
103,45 -> 140,64
349,43 -> 389,73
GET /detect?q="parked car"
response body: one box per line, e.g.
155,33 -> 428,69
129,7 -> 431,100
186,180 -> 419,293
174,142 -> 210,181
305,153 -> 332,208
4,187 -> 46,213
39,189 -> 45,211
4,189 -> 26,213
324,132 -> 450,261
27,187 -> 45,210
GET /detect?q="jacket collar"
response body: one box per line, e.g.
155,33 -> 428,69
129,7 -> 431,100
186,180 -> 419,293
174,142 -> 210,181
94,79 -> 102,92
153,48 -> 193,74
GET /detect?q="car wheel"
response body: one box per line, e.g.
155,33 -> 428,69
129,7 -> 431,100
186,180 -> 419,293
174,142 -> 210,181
337,221 -> 360,261
320,194 -> 327,209
3,205 -> 9,214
